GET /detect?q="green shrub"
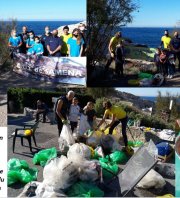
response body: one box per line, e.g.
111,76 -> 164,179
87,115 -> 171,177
94,98 -> 105,117
8,88 -> 94,113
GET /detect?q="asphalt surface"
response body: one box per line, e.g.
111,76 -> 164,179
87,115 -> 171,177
0,94 -> 7,126
7,115 -> 175,197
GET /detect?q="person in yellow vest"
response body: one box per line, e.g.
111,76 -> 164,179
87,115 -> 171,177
161,30 -> 171,49
105,31 -> 124,70
60,26 -> 72,56
96,101 -> 129,149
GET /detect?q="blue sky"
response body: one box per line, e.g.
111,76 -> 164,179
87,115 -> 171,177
0,0 -> 86,21
128,0 -> 180,27
116,88 -> 180,97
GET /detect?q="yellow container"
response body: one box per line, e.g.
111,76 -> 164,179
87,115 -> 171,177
24,129 -> 32,136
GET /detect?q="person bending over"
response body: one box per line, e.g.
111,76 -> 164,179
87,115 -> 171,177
55,91 -> 75,136
96,101 -> 129,150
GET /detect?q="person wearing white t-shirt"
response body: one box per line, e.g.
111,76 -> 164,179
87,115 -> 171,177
69,97 -> 80,132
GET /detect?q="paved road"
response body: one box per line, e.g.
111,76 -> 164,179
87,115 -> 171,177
7,115 -> 175,197
0,95 -> 7,126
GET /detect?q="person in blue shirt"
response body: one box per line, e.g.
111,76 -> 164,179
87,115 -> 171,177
33,36 -> 44,56
8,29 -> 22,53
47,29 -> 63,57
67,28 -> 84,57
26,31 -> 35,55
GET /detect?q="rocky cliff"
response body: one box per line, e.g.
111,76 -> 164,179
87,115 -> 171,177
111,90 -> 155,109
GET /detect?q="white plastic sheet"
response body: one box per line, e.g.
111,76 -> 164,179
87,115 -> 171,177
137,169 -> 166,189
58,124 -> 75,152
78,114 -> 91,135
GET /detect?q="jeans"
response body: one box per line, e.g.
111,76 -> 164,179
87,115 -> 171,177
168,64 -> 175,76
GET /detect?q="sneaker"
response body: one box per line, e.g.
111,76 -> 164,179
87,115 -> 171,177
169,75 -> 173,79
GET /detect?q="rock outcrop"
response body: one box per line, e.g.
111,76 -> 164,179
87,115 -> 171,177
58,21 -> 86,36
112,90 -> 155,109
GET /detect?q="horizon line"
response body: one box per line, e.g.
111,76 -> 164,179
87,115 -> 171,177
0,19 -> 86,22
125,26 -> 179,28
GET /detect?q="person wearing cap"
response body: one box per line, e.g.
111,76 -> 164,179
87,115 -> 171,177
105,32 -> 124,71
95,101 -> 130,152
55,91 -> 75,136
60,26 -> 72,56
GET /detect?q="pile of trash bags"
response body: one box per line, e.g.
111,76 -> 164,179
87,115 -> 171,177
128,72 -> 165,87
13,120 -> 175,197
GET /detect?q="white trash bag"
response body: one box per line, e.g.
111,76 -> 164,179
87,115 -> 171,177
58,124 -> 75,152
67,143 -> 91,160
78,114 -> 91,135
35,182 -> 66,198
43,156 -> 78,190
137,169 -> 166,189
78,160 -> 99,182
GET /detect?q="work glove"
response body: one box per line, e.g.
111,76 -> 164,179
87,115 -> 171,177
62,119 -> 68,125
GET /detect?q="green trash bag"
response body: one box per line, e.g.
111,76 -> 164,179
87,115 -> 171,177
99,158 -> 119,179
8,158 -> 29,170
108,151 -> 128,164
138,72 -> 153,79
7,158 -> 38,186
67,181 -> 104,197
32,147 -> 57,167
128,141 -> 143,147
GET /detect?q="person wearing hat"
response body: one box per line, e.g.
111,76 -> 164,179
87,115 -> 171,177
95,101 -> 129,151
60,26 -> 72,56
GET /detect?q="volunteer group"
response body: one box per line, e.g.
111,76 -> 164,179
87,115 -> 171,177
8,23 -> 86,57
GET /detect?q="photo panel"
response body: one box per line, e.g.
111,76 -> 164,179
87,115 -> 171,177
0,0 -> 87,91
7,87 -> 179,197
87,0 -> 180,87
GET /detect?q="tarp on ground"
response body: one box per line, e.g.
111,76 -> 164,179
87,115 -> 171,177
118,140 -> 158,196
13,53 -> 86,85
125,46 -> 156,61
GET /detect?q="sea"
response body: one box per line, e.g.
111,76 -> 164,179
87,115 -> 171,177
121,27 -> 180,48
140,96 -> 156,102
4,21 -> 180,48
14,21 -> 81,35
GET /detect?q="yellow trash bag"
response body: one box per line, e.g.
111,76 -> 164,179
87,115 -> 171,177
156,194 -> 174,198
144,127 -> 151,132
104,128 -> 120,142
88,146 -> 95,158
24,129 -> 32,136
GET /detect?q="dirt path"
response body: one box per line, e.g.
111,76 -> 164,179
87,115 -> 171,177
0,71 -> 83,94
